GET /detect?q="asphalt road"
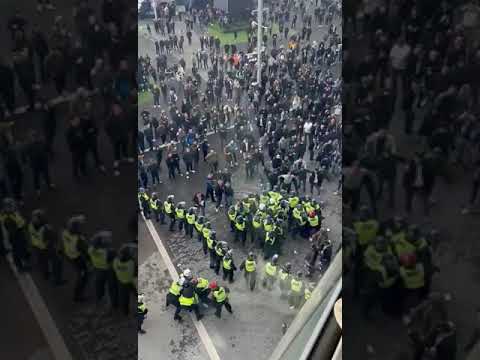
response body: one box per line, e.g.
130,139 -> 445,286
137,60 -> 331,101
137,10 -> 342,360
1,1 -> 137,359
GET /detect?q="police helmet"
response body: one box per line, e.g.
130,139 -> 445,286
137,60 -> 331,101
272,254 -> 279,264
285,262 -> 292,271
183,269 -> 192,278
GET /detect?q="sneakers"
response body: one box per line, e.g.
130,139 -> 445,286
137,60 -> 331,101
113,160 -> 119,168
114,170 -> 120,176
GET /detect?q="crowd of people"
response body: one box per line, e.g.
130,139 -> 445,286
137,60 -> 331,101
137,0 -> 341,327
342,0 -> 480,358
1,0 -> 140,331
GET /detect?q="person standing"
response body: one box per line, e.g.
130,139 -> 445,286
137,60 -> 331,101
239,252 -> 257,291
62,215 -> 89,302
105,102 -> 133,176
222,250 -> 237,283
66,116 -> 88,179
88,231 -> 117,305
1,198 -> 30,272
289,272 -> 305,309
113,245 -> 136,315
137,294 -> 148,334
25,131 -> 55,197
210,282 -> 233,319
28,209 -> 59,282
263,254 -> 279,291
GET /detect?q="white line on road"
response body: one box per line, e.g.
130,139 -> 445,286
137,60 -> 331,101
142,214 -> 221,360
6,255 -> 74,360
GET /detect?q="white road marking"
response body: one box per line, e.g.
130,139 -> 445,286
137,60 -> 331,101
142,214 -> 221,360
6,255 -> 73,360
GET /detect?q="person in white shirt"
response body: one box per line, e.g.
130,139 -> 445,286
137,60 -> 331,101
303,119 -> 313,146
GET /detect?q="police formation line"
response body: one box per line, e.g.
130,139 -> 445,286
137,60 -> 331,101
1,198 -> 137,313
138,189 -> 317,331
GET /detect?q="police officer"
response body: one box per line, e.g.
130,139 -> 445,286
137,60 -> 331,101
263,254 -> 279,290
227,205 -> 236,232
194,215 -> 205,244
175,202 -> 186,232
234,215 -> 247,245
138,293 -> 148,334
202,221 -> 212,255
193,276 -> 211,306
163,195 -> 176,230
28,209 -> 55,281
207,230 -> 217,268
62,215 -> 89,302
113,245 -> 136,315
240,252 -> 257,291
210,281 -> 233,319
1,198 -> 30,272
88,231 -> 116,304
149,192 -> 161,222
353,206 -> 379,250
166,277 -> 182,308
175,277 -> 203,321
278,262 -> 292,299
399,253 -> 425,308
214,240 -> 227,275
185,207 -> 197,238
222,249 -> 237,283
138,188 -> 150,219
264,231 -> 278,260
307,210 -> 320,235
251,208 -> 264,248
289,272 -> 305,309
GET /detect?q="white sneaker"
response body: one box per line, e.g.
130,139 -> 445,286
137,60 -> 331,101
113,161 -> 119,168
289,305 -> 295,310
114,170 -> 120,176
191,170 -> 196,173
